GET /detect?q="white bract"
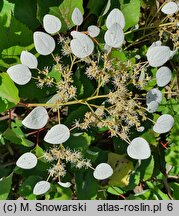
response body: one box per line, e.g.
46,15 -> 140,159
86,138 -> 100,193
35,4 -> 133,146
16,152 -> 37,169
20,51 -> 38,69
106,8 -> 125,29
156,66 -> 172,87
33,181 -> 50,195
71,8 -> 83,26
44,124 -> 70,144
137,126 -> 145,132
93,163 -> 113,180
87,25 -> 100,38
70,31 -> 94,58
22,107 -> 49,130
146,45 -> 171,67
46,94 -> 62,108
147,101 -> 159,113
43,14 -> 62,34
104,23 -> 124,48
153,114 -> 174,134
161,2 -> 178,15
33,31 -> 56,55
146,88 -> 162,105
58,181 -> 72,188
7,64 -> 32,85
127,137 -> 151,160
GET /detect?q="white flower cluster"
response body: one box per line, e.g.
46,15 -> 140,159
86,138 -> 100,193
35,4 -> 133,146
6,5 -> 177,196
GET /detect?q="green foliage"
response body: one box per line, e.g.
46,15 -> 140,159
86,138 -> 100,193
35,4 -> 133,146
119,0 -> 141,30
49,0 -> 84,32
0,73 -> 20,112
0,174 -> 13,200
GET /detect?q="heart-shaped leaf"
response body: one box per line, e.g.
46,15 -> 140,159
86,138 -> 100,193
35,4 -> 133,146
44,124 -> 70,144
87,25 -> 100,38
20,51 -> 38,69
71,8 -> 83,26
106,8 -> 125,29
33,181 -> 50,195
93,163 -> 113,180
147,101 -> 159,113
146,88 -> 162,105
127,137 -> 151,160
43,14 -> 62,34
104,23 -> 124,48
70,31 -> 94,58
7,64 -> 32,85
156,66 -> 172,87
16,152 -> 37,169
58,181 -> 72,188
22,107 -> 49,130
161,2 -> 178,15
33,31 -> 56,55
153,114 -> 174,134
146,45 -> 171,67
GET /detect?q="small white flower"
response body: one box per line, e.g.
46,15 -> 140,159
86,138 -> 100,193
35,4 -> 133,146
147,101 -> 159,113
70,31 -> 94,58
44,124 -> 70,144
33,31 -> 56,55
71,8 -> 83,26
22,107 -> 49,130
156,66 -> 172,87
153,114 -> 174,134
7,64 -> 32,85
16,153 -> 37,169
43,14 -> 62,34
146,88 -> 162,105
146,45 -> 171,67
33,181 -> 50,195
104,23 -> 124,48
93,163 -> 113,180
106,8 -> 125,29
127,137 -> 151,160
58,181 -> 72,188
161,2 -> 179,15
87,25 -> 100,38
20,51 -> 38,69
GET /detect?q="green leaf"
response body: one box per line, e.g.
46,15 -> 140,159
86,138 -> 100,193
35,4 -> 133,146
49,66 -> 61,82
169,182 -> 179,200
64,132 -> 94,152
64,105 -> 89,127
0,173 -> 13,200
138,156 -> 154,181
108,152 -> 134,187
50,0 -> 84,32
3,128 -> 34,147
49,184 -> 72,200
7,0 -> 40,30
127,190 -> 151,200
0,16 -> 33,53
0,44 -> 34,70
107,186 -> 124,196
146,181 -> 170,200
19,175 -> 42,200
36,0 -> 63,22
165,145 -> 179,167
0,73 -> 20,112
0,0 -> 14,27
87,0 -> 108,16
119,0 -> 141,31
75,170 -> 98,200
3,120 -> 34,147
